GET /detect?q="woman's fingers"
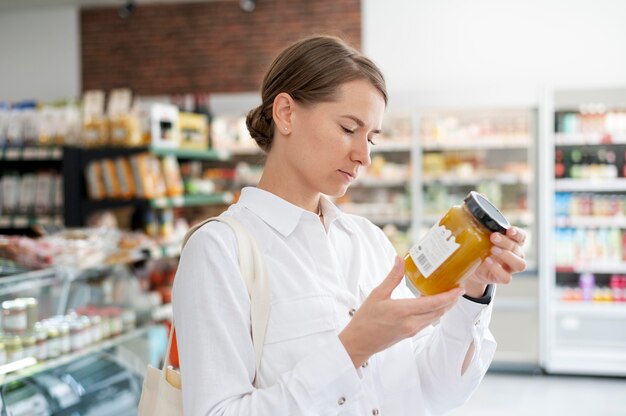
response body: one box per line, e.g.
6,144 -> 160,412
490,245 -> 527,273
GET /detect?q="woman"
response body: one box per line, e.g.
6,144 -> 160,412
173,35 -> 526,415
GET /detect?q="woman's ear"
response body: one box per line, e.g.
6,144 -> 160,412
272,92 -> 294,135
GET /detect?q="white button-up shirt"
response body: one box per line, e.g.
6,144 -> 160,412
173,187 -> 496,416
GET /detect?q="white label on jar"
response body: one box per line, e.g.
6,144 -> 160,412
3,313 -> 27,332
48,338 -> 61,358
409,224 -> 460,278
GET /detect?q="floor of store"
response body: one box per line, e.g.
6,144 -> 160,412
448,371 -> 626,416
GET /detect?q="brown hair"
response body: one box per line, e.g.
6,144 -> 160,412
246,35 -> 387,153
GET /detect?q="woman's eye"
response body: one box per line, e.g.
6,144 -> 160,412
341,126 -> 355,134
367,138 -> 377,146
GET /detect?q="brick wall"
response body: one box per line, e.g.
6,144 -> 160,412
81,0 -> 361,95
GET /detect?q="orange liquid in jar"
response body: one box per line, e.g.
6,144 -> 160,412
404,203 -> 498,296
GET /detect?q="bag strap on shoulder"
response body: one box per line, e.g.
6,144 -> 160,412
178,215 -> 270,384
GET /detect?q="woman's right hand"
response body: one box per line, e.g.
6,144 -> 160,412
338,256 -> 465,368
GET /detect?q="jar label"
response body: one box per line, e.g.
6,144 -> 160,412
409,224 -> 460,278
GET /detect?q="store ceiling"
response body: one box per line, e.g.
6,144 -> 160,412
0,0 -> 224,12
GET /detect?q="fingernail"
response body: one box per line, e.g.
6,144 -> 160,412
485,256 -> 494,265
491,246 -> 502,255
509,227 -> 517,236
492,234 -> 501,243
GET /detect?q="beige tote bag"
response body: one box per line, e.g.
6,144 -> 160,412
137,216 -> 270,416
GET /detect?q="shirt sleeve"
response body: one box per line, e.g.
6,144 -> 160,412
371,222 -> 497,415
172,221 -> 363,416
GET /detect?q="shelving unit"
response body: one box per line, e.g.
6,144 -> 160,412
540,86 -> 626,377
62,145 -> 234,227
0,145 -> 64,235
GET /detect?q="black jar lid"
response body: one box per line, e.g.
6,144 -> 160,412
464,191 -> 510,234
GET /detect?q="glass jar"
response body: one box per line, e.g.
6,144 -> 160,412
79,315 -> 92,346
90,315 -> 102,343
0,342 -> 6,366
21,334 -> 36,359
18,297 -> 38,331
33,323 -> 48,361
58,321 -> 71,354
404,191 -> 510,296
69,319 -> 84,352
46,326 -> 61,359
2,299 -> 27,334
4,335 -> 23,362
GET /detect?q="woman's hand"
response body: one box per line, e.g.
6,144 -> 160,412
339,257 -> 465,368
464,226 -> 528,298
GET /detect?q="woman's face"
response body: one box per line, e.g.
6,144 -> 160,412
286,79 -> 385,198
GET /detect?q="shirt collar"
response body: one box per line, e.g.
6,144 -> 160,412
237,187 -> 355,237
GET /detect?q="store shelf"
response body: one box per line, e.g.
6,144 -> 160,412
0,268 -> 61,296
555,132 -> 626,146
556,263 -> 626,274
553,301 -> 626,317
150,146 -> 231,161
369,217 -> 411,228
81,192 -> 234,212
0,146 -> 63,161
150,192 -> 234,208
0,324 -> 156,386
422,211 -> 533,227
370,141 -> 412,153
0,214 -> 63,229
554,178 -> 626,192
555,215 -> 626,228
422,174 -> 530,186
351,178 -> 409,188
422,138 -> 531,151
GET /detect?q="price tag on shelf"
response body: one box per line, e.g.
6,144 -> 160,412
51,148 -> 62,159
171,196 -> 184,207
36,148 -> 48,159
5,148 -> 20,160
23,147 -> 37,159
13,216 -> 28,228
153,197 -> 167,208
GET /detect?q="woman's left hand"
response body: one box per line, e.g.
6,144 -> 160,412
464,226 -> 527,296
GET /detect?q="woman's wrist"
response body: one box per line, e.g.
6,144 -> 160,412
463,279 -> 488,299
338,330 -> 370,368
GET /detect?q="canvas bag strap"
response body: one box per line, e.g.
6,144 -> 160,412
180,215 -> 269,380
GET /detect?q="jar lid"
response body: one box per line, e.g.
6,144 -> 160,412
464,191 -> 510,234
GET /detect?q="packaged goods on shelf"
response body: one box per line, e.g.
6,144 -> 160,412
85,161 -> 106,200
81,90 -> 109,147
179,112 -> 209,151
0,235 -> 54,269
0,172 -> 61,217
107,88 -> 142,147
211,115 -> 256,152
114,157 -> 136,198
148,103 -> 180,149
161,156 -> 184,197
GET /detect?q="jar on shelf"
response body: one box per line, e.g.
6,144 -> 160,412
110,307 -> 123,336
69,319 -> 85,352
0,341 -> 7,366
2,299 -> 28,335
4,335 -> 24,362
46,326 -> 61,359
80,315 -> 93,346
33,323 -> 48,361
21,334 -> 36,359
17,297 -> 38,331
90,315 -> 102,343
58,321 -> 71,354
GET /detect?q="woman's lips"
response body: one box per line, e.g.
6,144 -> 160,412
338,170 -> 355,182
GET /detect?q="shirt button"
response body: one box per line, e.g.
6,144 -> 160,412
338,397 -> 346,405
348,308 -> 356,317
475,319 -> 481,326
361,361 -> 369,368
372,409 -> 380,415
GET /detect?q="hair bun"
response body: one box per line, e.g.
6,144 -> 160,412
246,105 -> 274,152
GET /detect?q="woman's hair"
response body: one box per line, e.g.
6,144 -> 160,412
246,35 -> 387,152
